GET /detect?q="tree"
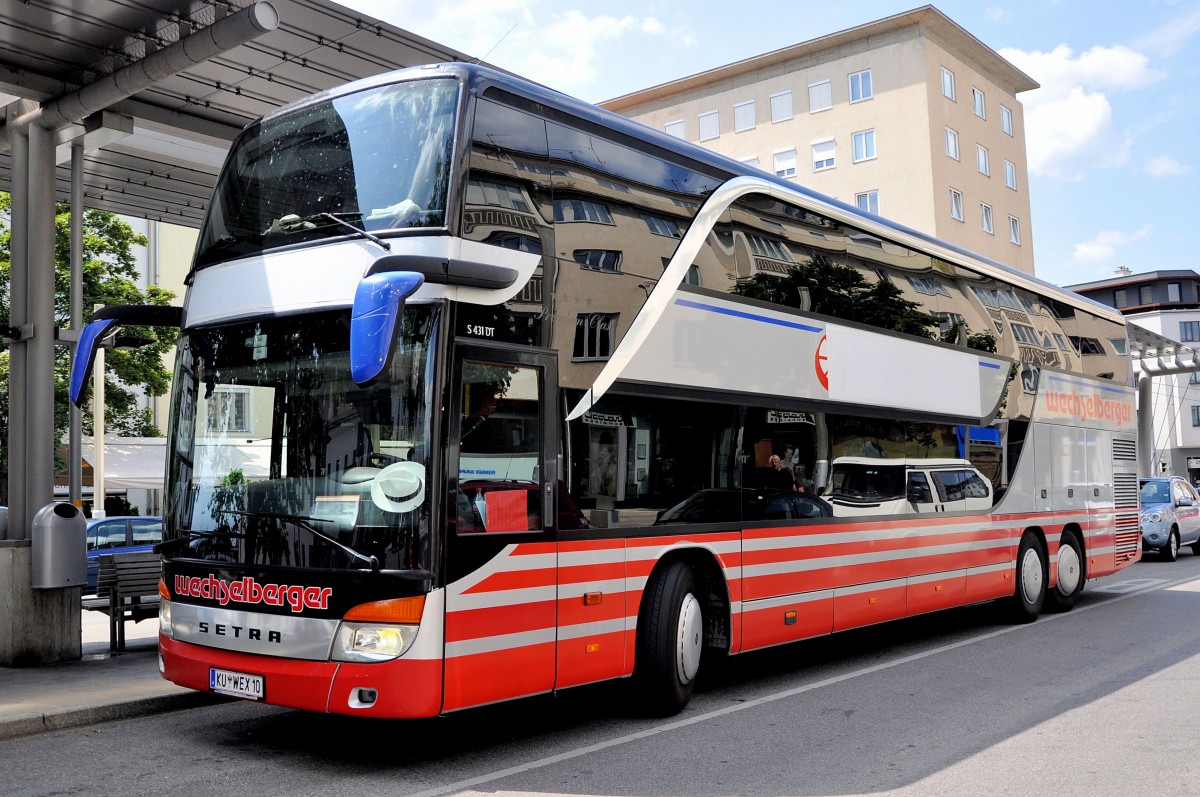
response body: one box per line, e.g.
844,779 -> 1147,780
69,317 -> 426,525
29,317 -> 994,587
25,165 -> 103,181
0,193 -> 176,502
732,253 -> 942,338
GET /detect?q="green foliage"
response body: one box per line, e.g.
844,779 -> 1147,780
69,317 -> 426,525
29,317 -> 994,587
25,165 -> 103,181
732,254 -> 941,339
0,192 -> 177,494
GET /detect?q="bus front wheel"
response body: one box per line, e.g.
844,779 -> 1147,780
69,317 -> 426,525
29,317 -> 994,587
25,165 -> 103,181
636,560 -> 703,715
1008,532 -> 1046,623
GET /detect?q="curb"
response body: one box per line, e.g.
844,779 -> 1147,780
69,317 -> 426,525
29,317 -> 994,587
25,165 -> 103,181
0,692 -> 222,741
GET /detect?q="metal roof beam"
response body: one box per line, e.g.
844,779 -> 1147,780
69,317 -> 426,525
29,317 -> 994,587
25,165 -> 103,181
2,2 -> 278,137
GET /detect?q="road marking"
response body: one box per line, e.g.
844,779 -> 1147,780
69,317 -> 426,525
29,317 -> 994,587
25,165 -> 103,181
405,570 -> 1200,797
1091,578 -> 1168,594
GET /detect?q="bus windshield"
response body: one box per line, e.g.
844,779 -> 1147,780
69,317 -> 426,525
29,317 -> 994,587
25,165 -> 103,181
195,77 -> 459,269
163,306 -> 439,573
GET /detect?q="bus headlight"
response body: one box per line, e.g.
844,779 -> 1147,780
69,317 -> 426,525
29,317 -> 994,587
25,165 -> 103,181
159,600 -> 173,638
332,623 -> 418,662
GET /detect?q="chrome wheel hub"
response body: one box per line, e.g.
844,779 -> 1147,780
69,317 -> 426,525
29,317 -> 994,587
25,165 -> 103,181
1020,547 -> 1043,605
676,592 -> 703,684
1057,541 -> 1081,596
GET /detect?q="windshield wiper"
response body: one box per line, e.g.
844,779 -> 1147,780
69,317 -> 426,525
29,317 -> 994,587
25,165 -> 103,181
266,212 -> 390,252
225,509 -> 380,572
155,528 -> 246,554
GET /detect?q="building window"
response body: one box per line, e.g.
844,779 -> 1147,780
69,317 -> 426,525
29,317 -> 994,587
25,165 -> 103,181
665,120 -> 685,139
852,129 -> 876,162
771,90 -> 793,122
684,265 -> 702,286
1179,322 -> 1200,342
809,80 -> 832,113
554,199 -> 613,224
573,249 -> 622,272
849,69 -> 873,102
1190,371 -> 1200,385
908,276 -> 950,297
698,110 -> 719,141
1110,338 -> 1128,355
1011,323 -> 1042,345
1069,336 -> 1105,355
574,313 -> 619,360
740,156 -> 759,167
946,128 -> 959,160
1193,406 -> 1200,427
642,214 -> 682,238
941,67 -> 956,100
1136,285 -> 1153,305
1005,160 -> 1017,190
981,203 -> 993,234
1169,282 -> 1182,302
856,190 -> 879,215
972,286 -> 1022,310
1008,215 -> 1021,244
207,388 -> 249,433
774,148 -> 797,178
746,233 -> 793,262
812,140 -> 836,171
972,88 -> 986,119
977,145 -> 989,175
734,100 -> 755,132
950,189 -> 964,221
1114,289 -> 1127,308
466,179 -> 530,212
1001,105 -> 1013,135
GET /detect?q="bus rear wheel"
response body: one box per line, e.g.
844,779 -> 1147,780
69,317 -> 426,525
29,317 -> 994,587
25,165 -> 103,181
1046,529 -> 1083,612
1007,531 -> 1046,623
635,560 -> 703,716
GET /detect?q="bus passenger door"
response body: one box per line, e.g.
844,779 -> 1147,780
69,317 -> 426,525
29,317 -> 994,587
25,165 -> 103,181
443,345 -> 559,711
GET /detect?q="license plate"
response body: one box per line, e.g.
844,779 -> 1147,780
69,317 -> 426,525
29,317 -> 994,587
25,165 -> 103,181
209,667 -> 264,701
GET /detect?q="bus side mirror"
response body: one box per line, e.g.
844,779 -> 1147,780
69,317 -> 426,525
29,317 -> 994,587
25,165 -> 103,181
69,305 -> 183,407
349,271 -> 425,387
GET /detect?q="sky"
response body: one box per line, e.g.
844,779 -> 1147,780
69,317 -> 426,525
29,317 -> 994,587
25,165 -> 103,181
338,0 -> 1200,289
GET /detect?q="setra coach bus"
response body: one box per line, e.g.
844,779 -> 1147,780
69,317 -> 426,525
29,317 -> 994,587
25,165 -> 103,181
71,63 -> 1140,717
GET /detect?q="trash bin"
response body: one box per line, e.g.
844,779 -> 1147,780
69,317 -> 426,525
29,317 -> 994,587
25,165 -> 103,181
31,502 -> 87,589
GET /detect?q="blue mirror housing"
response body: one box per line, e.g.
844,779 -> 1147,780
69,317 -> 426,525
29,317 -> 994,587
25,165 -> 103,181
68,305 -> 183,407
69,318 -> 119,407
350,271 -> 424,386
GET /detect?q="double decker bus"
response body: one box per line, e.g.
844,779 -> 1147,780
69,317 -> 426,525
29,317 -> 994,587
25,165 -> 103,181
71,63 -> 1139,717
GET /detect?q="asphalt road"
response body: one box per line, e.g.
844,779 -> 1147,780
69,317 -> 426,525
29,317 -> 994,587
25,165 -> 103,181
7,552 -> 1200,797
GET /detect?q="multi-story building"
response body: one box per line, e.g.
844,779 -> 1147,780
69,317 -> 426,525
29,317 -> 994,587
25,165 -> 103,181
601,6 -> 1038,274
1069,268 -> 1200,481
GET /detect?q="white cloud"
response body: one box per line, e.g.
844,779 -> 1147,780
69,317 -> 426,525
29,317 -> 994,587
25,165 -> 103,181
338,1 -> 671,98
985,7 -> 1009,22
1001,44 -> 1163,180
1135,6 -> 1200,57
1072,224 -> 1154,264
1142,154 -> 1190,176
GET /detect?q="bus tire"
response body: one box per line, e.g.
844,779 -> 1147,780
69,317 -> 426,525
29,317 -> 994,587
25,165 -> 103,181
636,560 -> 703,716
1008,531 -> 1046,623
1046,529 -> 1083,612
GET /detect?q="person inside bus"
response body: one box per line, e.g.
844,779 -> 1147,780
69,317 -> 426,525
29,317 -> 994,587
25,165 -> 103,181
764,454 -> 795,491
793,464 -> 815,494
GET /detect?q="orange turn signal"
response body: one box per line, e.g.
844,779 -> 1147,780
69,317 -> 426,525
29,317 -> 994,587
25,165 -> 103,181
344,595 -> 426,624
158,578 -> 171,600
583,592 -> 603,606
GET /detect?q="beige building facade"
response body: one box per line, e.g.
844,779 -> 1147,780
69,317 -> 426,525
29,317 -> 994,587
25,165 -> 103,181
601,6 -> 1038,275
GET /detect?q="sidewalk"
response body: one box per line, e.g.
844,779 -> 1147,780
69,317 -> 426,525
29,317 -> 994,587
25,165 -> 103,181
0,611 -> 217,741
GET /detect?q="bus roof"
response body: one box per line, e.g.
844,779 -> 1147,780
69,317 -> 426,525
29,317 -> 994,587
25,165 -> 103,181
249,62 -> 1125,328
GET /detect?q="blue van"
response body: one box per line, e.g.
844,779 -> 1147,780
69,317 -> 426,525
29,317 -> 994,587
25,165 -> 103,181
85,516 -> 163,592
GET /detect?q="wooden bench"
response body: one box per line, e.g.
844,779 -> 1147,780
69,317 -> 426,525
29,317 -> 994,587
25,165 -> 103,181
82,551 -> 162,652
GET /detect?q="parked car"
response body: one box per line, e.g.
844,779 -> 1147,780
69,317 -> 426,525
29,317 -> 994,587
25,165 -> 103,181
822,457 -> 993,517
85,516 -> 163,592
654,488 -> 832,525
1140,477 -> 1200,561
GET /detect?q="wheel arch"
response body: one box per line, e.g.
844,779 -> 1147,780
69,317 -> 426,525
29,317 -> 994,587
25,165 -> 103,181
637,546 -> 732,657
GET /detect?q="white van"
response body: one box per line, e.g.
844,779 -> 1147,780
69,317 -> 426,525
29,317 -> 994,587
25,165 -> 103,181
822,457 -> 993,517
